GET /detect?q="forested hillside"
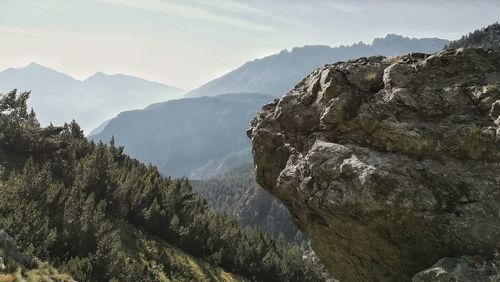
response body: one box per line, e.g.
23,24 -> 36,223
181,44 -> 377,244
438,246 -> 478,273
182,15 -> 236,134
191,164 -> 304,243
446,22 -> 500,50
0,90 -> 327,281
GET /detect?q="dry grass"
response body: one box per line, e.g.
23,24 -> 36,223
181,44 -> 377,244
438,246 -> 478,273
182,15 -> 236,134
485,84 -> 498,94
384,56 -> 402,65
364,71 -> 378,82
0,274 -> 15,282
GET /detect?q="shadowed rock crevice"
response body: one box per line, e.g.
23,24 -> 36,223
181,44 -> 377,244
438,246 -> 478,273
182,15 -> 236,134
248,48 -> 500,281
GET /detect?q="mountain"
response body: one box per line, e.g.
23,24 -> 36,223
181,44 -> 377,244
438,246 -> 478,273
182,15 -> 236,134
248,48 -> 500,281
89,93 -> 274,179
446,22 -> 500,50
0,63 -> 184,133
191,164 -> 304,243
90,35 -> 450,179
186,34 -> 449,98
0,90 -> 326,282
87,118 -> 111,136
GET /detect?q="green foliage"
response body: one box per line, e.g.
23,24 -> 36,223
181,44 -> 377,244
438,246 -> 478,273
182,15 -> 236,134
191,164 -> 305,243
0,90 -> 326,281
446,22 -> 500,51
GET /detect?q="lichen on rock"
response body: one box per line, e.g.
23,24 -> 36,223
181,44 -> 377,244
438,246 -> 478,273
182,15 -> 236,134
413,254 -> 500,282
248,48 -> 500,281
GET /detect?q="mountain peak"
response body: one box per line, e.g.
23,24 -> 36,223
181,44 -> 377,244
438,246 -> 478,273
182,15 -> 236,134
24,62 -> 54,71
0,62 -> 79,83
27,62 -> 43,68
15,62 -> 76,79
384,33 -> 405,39
87,71 -> 107,78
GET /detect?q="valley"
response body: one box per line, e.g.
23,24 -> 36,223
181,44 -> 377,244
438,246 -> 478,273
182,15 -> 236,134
1,2 -> 500,280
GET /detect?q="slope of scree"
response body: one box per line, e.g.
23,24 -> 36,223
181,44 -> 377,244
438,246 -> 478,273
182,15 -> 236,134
248,48 -> 500,281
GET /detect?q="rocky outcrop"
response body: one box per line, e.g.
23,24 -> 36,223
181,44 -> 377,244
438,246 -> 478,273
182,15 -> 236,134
0,229 -> 39,269
248,48 -> 500,281
413,254 -> 500,282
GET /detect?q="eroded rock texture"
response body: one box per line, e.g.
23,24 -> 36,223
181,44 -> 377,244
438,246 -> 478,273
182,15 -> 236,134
413,255 -> 500,282
0,229 -> 39,269
248,48 -> 500,281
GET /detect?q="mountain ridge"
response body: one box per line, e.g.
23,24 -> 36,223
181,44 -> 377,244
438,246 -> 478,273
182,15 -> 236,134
0,63 -> 184,133
89,92 -> 274,179
186,34 -> 449,98
92,34 -> 449,180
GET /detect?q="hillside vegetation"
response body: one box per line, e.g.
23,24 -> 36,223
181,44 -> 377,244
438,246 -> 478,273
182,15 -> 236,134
446,22 -> 500,50
0,90 -> 326,281
191,164 -> 304,243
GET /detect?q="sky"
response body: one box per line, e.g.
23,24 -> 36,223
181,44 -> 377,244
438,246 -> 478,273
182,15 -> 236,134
0,0 -> 499,90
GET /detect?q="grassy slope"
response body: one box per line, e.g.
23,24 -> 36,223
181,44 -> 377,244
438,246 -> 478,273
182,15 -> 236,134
0,153 -> 245,282
0,264 -> 74,282
118,222 -> 246,282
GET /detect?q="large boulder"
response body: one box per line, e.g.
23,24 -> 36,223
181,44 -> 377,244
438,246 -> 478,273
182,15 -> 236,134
0,229 -> 39,269
248,48 -> 500,281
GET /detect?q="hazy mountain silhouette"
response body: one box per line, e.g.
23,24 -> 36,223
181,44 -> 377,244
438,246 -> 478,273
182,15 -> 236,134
0,63 -> 184,133
186,34 -> 449,97
91,34 -> 449,179
89,93 -> 273,179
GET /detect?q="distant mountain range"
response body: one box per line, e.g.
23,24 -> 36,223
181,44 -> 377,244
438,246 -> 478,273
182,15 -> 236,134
89,93 -> 273,178
186,34 -> 449,98
0,63 -> 184,133
91,34 -> 450,179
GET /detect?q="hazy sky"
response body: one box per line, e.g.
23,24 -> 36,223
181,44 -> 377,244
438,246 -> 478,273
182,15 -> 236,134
1,0 -> 499,89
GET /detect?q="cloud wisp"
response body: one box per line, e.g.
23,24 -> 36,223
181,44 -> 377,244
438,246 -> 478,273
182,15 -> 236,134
97,0 -> 277,31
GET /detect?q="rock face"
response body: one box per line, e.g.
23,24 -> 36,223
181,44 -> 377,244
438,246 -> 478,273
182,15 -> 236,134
413,255 -> 500,282
248,48 -> 500,281
0,229 -> 38,269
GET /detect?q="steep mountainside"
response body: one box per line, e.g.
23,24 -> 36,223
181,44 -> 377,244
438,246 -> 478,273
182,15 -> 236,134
0,90 -> 325,281
0,63 -> 184,133
248,48 -> 500,281
186,34 -> 448,97
191,164 -> 304,242
90,93 -> 273,179
446,22 -> 500,51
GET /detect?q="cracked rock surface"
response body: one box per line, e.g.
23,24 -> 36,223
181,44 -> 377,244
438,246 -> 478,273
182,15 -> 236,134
248,48 -> 500,281
413,254 -> 500,282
